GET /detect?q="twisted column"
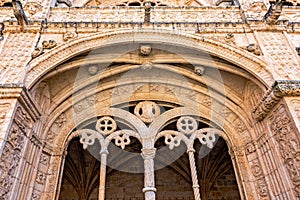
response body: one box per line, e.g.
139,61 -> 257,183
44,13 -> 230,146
187,148 -> 201,200
141,148 -> 157,200
99,148 -> 108,200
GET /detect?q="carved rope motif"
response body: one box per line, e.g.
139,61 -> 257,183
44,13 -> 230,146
156,116 -> 220,200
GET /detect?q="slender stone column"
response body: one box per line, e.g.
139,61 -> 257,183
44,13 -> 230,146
99,148 -> 109,200
141,148 -> 157,200
187,148 -> 201,200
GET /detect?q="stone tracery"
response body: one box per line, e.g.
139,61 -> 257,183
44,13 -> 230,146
77,102 -> 225,200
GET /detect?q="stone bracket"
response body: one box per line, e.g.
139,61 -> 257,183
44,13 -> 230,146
253,80 -> 300,121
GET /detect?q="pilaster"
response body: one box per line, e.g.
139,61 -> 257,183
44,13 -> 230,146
0,84 -> 40,200
252,80 -> 300,198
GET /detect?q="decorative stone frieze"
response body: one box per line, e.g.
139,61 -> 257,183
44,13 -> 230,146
270,104 -> 300,198
253,80 -> 300,121
0,124 -> 25,199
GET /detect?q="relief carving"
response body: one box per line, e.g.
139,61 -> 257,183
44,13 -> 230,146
32,47 -> 44,58
232,146 -> 244,156
241,44 -> 261,56
42,40 -> 57,50
245,142 -> 256,155
202,97 -> 212,107
63,31 -> 78,42
0,122 -> 25,199
39,153 -> 50,166
251,160 -> 263,177
73,95 -> 97,114
24,2 -> 42,16
32,81 -> 51,112
221,107 -> 231,117
140,45 -> 152,56
246,2 -> 267,20
194,65 -> 205,76
31,191 -> 40,200
224,33 -> 236,45
149,83 -> 159,92
14,106 -> 32,134
36,171 -> 46,185
271,105 -> 300,197
256,178 -> 268,197
134,101 -> 161,123
235,120 -> 247,133
87,65 -> 99,76
47,113 -> 67,142
258,32 -> 300,80
291,100 -> 300,119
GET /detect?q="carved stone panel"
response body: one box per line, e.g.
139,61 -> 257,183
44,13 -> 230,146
0,123 -> 25,199
286,98 -> 300,133
256,32 -> 300,80
0,33 -> 39,84
270,104 -> 300,198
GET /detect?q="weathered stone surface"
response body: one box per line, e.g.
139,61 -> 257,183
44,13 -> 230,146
1,0 -> 300,199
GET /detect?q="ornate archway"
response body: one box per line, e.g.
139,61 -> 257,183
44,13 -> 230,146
58,102 -> 242,200
21,32 -> 271,200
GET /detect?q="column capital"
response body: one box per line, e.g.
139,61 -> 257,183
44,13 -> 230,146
141,148 -> 156,159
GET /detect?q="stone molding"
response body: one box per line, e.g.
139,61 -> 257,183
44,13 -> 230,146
25,30 -> 271,87
0,84 -> 40,121
253,80 -> 300,121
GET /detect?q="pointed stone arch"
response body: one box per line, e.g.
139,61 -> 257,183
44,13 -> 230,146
25,30 -> 273,89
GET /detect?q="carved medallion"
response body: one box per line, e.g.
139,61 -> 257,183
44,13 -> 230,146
134,101 -> 161,123
176,116 -> 198,135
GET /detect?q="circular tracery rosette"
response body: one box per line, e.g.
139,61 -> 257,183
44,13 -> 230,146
96,116 -> 117,136
176,116 -> 198,135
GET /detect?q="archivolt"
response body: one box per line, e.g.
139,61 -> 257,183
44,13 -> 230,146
25,29 -> 273,88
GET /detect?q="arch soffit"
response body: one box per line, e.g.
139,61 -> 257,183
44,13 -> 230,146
26,30 -> 273,88
44,71 -> 253,133
48,64 -> 247,112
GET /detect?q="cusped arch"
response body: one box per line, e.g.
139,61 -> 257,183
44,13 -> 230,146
25,29 -> 273,88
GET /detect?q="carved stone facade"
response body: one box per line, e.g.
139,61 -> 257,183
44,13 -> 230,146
1,0 -> 300,199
